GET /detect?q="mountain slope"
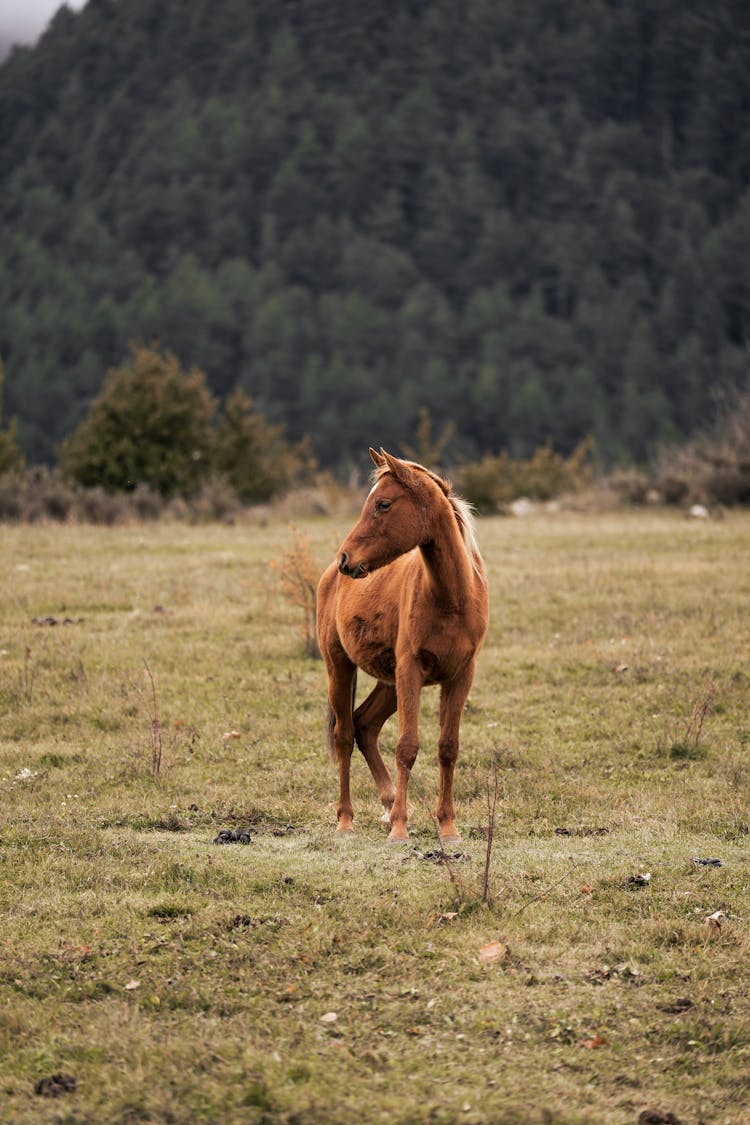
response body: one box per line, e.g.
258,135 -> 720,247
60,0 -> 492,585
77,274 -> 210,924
1,0 -> 749,465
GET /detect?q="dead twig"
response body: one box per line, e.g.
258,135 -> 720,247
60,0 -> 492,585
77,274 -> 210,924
482,771 -> 500,905
143,659 -> 162,776
508,860 -> 580,921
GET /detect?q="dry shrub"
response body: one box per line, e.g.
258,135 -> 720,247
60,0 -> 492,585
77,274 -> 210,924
604,467 -> 656,506
0,467 -> 76,522
0,468 -> 243,524
272,525 -> 321,658
654,383 -> 750,506
272,472 -> 360,520
0,467 -> 160,524
459,437 -> 594,514
74,485 -> 132,525
171,474 -> 241,524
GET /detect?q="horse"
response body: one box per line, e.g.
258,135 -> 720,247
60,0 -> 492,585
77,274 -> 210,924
316,448 -> 489,843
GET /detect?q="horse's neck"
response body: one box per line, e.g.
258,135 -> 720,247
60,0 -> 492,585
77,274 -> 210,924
419,503 -> 477,611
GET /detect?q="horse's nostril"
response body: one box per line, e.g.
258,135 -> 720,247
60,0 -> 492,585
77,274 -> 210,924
339,552 -> 350,575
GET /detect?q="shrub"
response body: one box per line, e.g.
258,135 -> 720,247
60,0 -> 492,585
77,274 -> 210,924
59,347 -> 314,504
60,344 -> 217,497
214,389 -> 315,503
459,438 -> 594,513
0,467 -> 76,522
654,383 -> 750,506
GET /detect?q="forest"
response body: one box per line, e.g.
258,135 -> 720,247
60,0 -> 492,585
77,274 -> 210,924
1,0 -> 749,471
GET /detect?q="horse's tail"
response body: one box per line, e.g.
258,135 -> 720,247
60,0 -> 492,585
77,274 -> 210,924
325,670 -> 357,761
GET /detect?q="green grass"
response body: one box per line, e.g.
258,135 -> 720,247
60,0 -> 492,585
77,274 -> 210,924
1,511 -> 749,1123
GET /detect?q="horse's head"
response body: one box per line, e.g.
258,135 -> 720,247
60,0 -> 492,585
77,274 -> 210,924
337,448 -> 450,579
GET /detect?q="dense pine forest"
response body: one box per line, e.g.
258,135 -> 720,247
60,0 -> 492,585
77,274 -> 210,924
1,0 -> 749,470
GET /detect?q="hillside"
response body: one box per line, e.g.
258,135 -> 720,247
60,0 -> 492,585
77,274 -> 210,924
1,0 -> 749,467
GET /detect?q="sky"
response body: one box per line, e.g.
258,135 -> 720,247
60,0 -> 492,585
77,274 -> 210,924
0,0 -> 85,49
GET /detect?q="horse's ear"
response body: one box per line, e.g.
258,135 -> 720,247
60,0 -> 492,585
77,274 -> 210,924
381,449 -> 411,483
369,447 -> 386,468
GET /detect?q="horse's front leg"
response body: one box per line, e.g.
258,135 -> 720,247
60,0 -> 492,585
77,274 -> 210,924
436,664 -> 475,844
389,661 -> 424,842
327,660 -> 357,833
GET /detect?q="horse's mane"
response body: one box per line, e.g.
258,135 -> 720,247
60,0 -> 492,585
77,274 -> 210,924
371,461 -> 486,580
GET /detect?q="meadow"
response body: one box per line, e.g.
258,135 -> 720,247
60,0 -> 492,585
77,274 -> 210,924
1,508 -> 749,1124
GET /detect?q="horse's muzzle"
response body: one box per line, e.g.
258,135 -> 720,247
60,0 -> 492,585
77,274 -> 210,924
338,552 -> 367,579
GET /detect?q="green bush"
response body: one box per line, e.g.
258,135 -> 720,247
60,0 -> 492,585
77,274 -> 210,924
59,346 -> 315,503
214,389 -> 315,503
60,344 -> 217,497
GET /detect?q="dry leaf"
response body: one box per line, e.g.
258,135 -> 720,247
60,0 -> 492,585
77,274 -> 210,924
222,731 -> 242,741
320,1011 -> 338,1023
124,979 -> 140,991
437,912 -> 459,923
581,1033 -> 608,1049
580,884 -> 594,895
478,940 -> 508,966
705,910 -> 725,931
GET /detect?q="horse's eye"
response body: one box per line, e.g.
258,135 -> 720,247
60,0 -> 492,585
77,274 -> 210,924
375,499 -> 392,512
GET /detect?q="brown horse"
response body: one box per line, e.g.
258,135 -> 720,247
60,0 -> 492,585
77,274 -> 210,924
316,448 -> 489,843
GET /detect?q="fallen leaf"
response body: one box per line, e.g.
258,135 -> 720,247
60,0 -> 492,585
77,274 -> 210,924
580,884 -> 594,895
581,1033 -> 608,1049
124,979 -> 140,991
705,910 -> 725,930
478,940 -> 508,966
320,1011 -> 338,1023
437,911 -> 459,923
222,731 -> 242,741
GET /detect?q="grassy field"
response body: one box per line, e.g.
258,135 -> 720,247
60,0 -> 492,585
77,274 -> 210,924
1,509 -> 749,1124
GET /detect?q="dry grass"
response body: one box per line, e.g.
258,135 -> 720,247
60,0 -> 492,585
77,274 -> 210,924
1,510 -> 749,1123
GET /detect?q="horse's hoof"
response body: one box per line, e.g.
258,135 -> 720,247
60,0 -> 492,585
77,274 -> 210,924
387,830 -> 409,845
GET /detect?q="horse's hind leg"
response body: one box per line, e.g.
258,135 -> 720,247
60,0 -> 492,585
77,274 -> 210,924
354,681 -> 397,827
436,665 -> 475,844
327,658 -> 358,833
